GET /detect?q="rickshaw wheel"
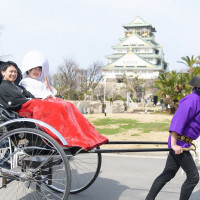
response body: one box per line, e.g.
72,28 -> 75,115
0,128 -> 71,200
69,146 -> 102,194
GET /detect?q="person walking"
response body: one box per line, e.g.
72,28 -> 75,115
145,76 -> 200,200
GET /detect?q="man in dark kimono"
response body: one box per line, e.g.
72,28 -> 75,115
146,76 -> 200,200
0,61 -> 34,111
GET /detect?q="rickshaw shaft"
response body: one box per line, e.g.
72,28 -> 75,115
90,148 -> 170,153
106,141 -> 168,145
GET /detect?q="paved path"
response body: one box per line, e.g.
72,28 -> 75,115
68,154 -> 200,200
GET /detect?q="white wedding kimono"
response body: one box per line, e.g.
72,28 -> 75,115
20,78 -> 57,99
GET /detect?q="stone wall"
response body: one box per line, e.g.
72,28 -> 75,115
112,100 -> 125,113
70,101 -> 102,114
69,100 -> 126,114
94,78 -> 158,100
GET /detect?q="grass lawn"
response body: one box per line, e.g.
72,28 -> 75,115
92,118 -> 171,136
86,113 -> 173,152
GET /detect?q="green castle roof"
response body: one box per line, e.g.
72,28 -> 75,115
112,32 -> 157,48
123,16 -> 156,31
104,50 -> 163,69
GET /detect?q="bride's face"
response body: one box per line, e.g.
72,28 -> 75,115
28,67 -> 42,79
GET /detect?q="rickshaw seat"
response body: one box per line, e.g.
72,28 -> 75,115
0,105 -> 18,122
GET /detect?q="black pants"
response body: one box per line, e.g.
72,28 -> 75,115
145,150 -> 199,200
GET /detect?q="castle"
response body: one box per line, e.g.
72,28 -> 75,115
101,16 -> 168,100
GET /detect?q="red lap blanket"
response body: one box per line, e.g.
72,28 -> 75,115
18,98 -> 108,151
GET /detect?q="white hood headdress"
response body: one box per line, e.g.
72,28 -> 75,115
21,50 -> 49,82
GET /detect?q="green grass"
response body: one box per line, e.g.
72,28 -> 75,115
92,118 -> 170,135
131,134 -> 140,136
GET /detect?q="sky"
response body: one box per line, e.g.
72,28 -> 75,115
0,0 -> 200,75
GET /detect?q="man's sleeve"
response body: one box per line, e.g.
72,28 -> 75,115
169,94 -> 198,135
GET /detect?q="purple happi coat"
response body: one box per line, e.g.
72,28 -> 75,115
168,90 -> 200,148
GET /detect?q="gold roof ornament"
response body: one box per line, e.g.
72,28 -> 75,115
142,30 -> 148,37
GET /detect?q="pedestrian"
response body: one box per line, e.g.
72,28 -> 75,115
110,97 -> 113,105
145,76 -> 200,200
160,92 -> 166,111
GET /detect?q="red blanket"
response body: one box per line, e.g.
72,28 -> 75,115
18,98 -> 108,151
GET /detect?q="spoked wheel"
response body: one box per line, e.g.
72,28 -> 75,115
0,128 -> 71,200
69,147 -> 102,194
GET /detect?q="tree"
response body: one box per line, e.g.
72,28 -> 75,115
195,55 -> 200,66
52,59 -> 103,101
155,67 -> 200,113
51,73 -> 67,97
177,55 -> 197,73
76,68 -> 88,99
87,61 -> 103,100
58,58 -> 79,100
123,73 -> 145,100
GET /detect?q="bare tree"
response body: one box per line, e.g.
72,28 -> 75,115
94,82 -> 105,101
123,73 -> 145,100
52,59 -> 103,100
77,68 -> 87,95
51,73 -> 67,96
58,58 -> 79,99
87,61 -> 103,100
76,61 -> 103,100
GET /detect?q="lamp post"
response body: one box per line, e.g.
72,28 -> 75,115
85,70 -> 87,100
103,76 -> 107,116
103,78 -> 106,104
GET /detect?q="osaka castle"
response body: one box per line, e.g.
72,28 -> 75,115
102,16 -> 168,82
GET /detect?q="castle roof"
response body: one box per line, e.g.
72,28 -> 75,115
104,50 -> 162,69
123,16 -> 156,32
113,32 -> 156,48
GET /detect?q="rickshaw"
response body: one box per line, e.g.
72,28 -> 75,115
0,105 -> 192,200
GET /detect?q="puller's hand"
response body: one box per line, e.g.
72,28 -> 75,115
172,144 -> 183,154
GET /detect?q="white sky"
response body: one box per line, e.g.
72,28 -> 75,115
0,0 -> 200,74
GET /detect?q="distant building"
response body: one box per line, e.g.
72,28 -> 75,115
101,16 -> 168,100
102,16 -> 168,82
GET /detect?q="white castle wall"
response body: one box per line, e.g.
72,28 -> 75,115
102,70 -> 160,79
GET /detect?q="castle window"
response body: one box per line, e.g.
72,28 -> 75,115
117,78 -> 124,83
